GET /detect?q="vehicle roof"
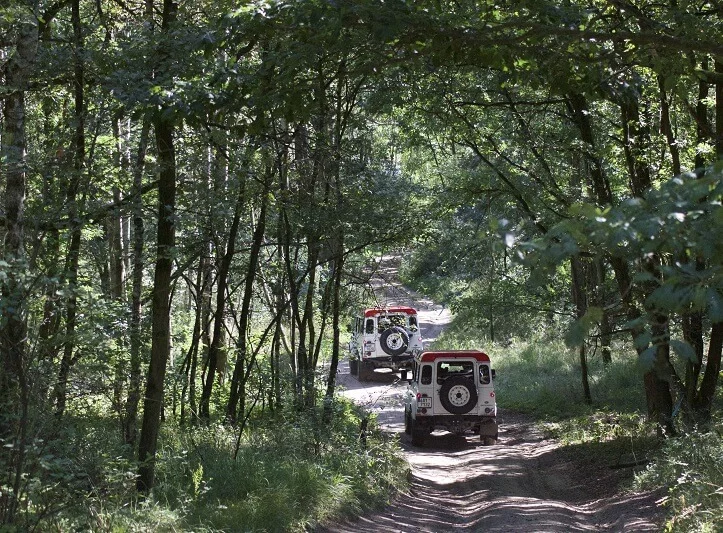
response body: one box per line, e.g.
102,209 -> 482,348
418,350 -> 490,362
363,306 -> 417,317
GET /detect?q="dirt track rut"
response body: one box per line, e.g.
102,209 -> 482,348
318,256 -> 664,532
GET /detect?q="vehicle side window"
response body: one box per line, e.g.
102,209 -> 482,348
479,364 -> 491,385
421,365 -> 432,385
365,318 -> 375,334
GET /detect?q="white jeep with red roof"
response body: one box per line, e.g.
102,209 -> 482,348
348,306 -> 424,381
402,350 -> 498,446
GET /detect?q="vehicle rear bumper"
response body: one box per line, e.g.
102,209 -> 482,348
363,353 -> 414,369
414,414 -> 498,436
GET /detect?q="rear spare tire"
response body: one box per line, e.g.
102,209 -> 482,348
439,375 -> 478,415
379,326 -> 409,356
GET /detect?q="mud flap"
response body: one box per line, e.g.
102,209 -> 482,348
479,417 -> 498,438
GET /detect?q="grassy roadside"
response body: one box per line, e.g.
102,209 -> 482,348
7,398 -> 407,532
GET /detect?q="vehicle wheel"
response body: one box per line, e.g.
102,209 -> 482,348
482,436 -> 497,446
439,375 -> 478,415
379,326 -> 409,356
410,418 -> 427,446
404,408 -> 412,435
358,361 -> 374,382
349,359 -> 359,376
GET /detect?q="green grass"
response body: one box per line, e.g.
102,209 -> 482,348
634,421 -> 723,533
4,398 -> 407,532
429,329 -> 648,417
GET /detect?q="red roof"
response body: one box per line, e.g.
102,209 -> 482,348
364,306 -> 417,317
419,350 -> 490,362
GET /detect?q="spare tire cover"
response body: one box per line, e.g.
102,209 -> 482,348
439,375 -> 478,414
379,326 -> 409,356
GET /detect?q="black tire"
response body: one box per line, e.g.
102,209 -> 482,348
410,418 -> 427,446
404,408 -> 412,435
379,326 -> 409,356
439,376 -> 478,415
482,436 -> 497,446
349,359 -> 359,376
358,361 -> 374,382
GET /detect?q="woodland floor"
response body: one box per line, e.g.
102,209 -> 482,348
316,256 -> 666,532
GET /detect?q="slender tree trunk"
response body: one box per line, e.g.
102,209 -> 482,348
571,258 -> 592,404
693,322 -> 723,422
594,258 -> 612,365
136,0 -> 178,489
0,11 -> 37,524
199,182 -> 245,421
716,59 -> 723,159
54,0 -> 86,418
180,261 -> 205,425
137,106 -> 176,492
658,75 -> 681,176
324,235 -> 345,413
124,120 -> 150,446
227,173 -> 271,423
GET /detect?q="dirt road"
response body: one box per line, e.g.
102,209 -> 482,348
320,256 -> 665,532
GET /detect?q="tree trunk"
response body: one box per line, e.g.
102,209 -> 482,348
658,75 -> 681,176
570,257 -> 592,404
0,11 -> 37,524
137,0 -> 178,490
53,0 -> 86,418
227,173 -> 270,423
137,107 -> 176,492
693,322 -> 723,422
199,182 -> 245,421
124,120 -> 150,447
716,59 -> 723,159
324,235 -> 345,414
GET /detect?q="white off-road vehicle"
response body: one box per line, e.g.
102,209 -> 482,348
348,306 -> 424,381
402,350 -> 498,446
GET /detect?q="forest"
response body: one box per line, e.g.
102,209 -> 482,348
1,0 -> 722,531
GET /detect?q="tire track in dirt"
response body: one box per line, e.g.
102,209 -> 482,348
319,255 -> 664,532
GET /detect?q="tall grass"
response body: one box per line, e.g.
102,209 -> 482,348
7,398 -> 407,532
634,421 -> 723,533
430,328 -> 648,417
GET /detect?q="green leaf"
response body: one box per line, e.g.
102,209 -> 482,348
564,307 -> 603,348
707,289 -> 723,322
670,339 -> 697,364
638,346 -> 657,371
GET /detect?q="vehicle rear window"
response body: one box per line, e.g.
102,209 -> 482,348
436,361 -> 474,384
365,318 -> 375,334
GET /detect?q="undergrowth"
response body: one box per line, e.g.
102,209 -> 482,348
4,398 -> 407,532
634,421 -> 723,533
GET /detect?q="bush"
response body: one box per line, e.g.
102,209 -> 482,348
429,329 -> 648,418
5,397 -> 406,532
635,423 -> 723,533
